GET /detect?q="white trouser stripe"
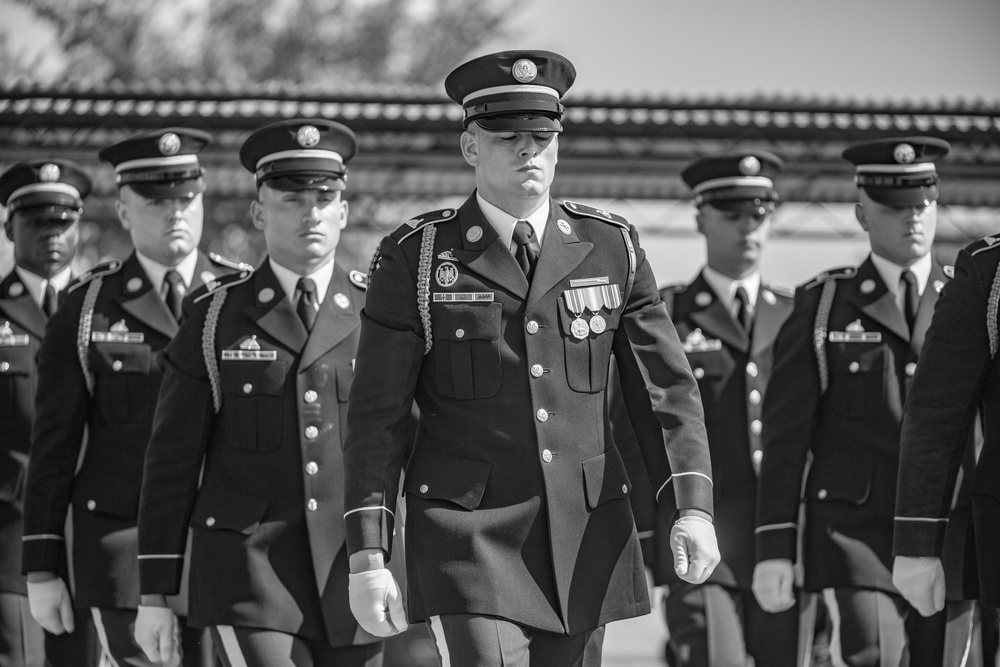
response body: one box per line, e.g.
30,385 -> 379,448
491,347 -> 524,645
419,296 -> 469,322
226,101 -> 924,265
90,608 -> 120,667
428,615 -> 451,667
822,589 -> 848,667
216,626 -> 249,667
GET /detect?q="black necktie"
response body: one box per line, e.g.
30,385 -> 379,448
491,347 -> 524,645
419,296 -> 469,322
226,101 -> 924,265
163,270 -> 184,322
296,277 -> 318,332
42,283 -> 58,318
512,220 -> 539,282
734,285 -> 753,332
901,270 -> 919,331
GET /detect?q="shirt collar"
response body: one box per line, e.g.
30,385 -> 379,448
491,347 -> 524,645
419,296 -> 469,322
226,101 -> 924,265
135,250 -> 199,297
268,257 -> 335,305
476,193 -> 549,251
14,265 -> 73,307
702,266 -> 761,311
870,252 -> 931,295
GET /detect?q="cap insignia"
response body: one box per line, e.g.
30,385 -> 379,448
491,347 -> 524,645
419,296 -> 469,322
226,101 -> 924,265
297,125 -> 321,148
39,163 -> 61,182
240,335 -> 262,351
158,132 -> 181,156
893,143 -> 916,164
512,58 -> 538,83
739,156 -> 761,176
110,319 -> 130,333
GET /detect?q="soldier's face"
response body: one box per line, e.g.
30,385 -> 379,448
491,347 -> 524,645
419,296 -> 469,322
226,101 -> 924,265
856,192 -> 937,267
462,127 -> 558,205
697,206 -> 772,278
4,211 -> 79,279
115,187 -> 204,267
251,184 -> 347,275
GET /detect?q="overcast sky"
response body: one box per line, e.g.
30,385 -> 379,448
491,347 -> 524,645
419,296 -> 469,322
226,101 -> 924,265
482,0 -> 1000,102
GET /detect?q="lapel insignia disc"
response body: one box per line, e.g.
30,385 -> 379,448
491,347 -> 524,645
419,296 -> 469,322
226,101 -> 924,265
8,283 -> 23,298
258,287 -> 275,303
126,277 -> 143,293
695,292 -> 712,307
466,226 -> 483,243
860,279 -> 876,294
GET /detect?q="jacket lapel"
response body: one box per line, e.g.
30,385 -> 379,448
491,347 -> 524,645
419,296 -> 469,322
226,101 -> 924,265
686,273 -> 749,352
118,254 -> 179,338
451,195 -> 530,300
300,264 -> 360,372
528,201 -> 594,307
910,261 -> 947,354
853,258 -> 910,342
751,285 -> 794,357
0,272 -> 46,338
246,261 -> 309,354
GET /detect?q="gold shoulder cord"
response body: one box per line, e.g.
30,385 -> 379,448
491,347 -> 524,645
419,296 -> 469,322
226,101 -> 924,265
77,278 -> 103,395
988,264 -> 1000,359
204,289 -> 228,413
813,280 -> 837,394
417,224 -> 436,355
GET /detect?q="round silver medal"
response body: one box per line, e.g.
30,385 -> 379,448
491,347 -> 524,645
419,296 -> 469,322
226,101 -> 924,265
589,314 -> 607,334
571,318 -> 590,339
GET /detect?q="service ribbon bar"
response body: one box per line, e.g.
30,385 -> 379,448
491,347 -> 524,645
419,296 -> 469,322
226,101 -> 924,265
92,331 -> 145,343
433,292 -> 494,302
221,350 -> 279,361
0,334 -> 30,347
828,331 -> 882,343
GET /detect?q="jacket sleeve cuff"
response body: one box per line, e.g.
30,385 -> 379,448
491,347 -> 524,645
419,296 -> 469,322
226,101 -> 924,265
756,524 -> 798,562
345,506 -> 396,560
138,555 -> 185,595
893,517 -> 948,558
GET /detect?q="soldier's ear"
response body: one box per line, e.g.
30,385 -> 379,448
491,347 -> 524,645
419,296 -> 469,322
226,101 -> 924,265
694,209 -> 706,236
3,219 -> 13,243
854,203 -> 869,232
338,200 -> 349,230
250,198 -> 266,231
114,195 -> 131,231
460,130 -> 479,167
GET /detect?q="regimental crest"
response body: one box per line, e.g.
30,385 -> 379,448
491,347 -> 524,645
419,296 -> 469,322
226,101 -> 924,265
39,163 -> 61,182
893,143 -> 916,164
739,156 -> 761,176
158,132 -> 181,156
512,58 -> 538,83
297,125 -> 320,148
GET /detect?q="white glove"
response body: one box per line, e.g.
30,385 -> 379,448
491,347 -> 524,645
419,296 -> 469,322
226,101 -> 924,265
669,515 -> 720,584
134,605 -> 181,665
348,569 -> 407,637
893,556 -> 946,618
752,558 -> 796,612
26,578 -> 75,634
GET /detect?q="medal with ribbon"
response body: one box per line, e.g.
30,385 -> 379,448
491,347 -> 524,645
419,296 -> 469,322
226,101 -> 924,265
564,284 -> 622,338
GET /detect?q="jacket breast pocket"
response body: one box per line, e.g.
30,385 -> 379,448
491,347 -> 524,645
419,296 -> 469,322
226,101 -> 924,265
558,300 -> 621,393
403,449 -> 492,511
685,349 -> 732,401
806,461 -> 873,506
72,471 -> 139,520
829,344 -> 888,419
582,448 -> 631,510
192,485 -> 269,536
431,303 -> 502,400
220,360 -> 287,452
89,343 -> 153,422
0,345 -> 33,423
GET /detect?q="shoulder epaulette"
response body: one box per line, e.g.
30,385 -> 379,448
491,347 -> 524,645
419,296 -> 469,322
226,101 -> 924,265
803,266 -> 855,291
767,283 -> 795,299
67,260 -> 122,294
349,270 -> 367,290
193,269 -> 253,303
560,200 -> 628,229
209,252 -> 254,272
391,208 -> 459,244
970,236 -> 1000,256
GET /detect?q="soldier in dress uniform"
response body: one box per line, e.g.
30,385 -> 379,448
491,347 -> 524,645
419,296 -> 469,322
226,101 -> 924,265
752,137 -> 978,666
611,151 -> 801,666
21,127 -> 240,666
341,49 -> 720,667
131,118 -> 385,667
892,229 -> 1000,637
0,160 -> 100,666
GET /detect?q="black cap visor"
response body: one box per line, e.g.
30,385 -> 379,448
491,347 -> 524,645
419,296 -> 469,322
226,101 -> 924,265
127,176 -> 206,200
9,191 -> 83,214
261,174 -> 346,192
863,184 -> 937,207
699,186 -> 779,213
475,115 -> 563,132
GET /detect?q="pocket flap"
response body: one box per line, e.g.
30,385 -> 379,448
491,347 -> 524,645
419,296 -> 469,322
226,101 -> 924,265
0,346 -> 33,375
72,472 -> 139,519
89,343 -> 151,374
582,449 -> 630,510
220,360 -> 287,396
431,303 -> 502,342
685,350 -> 729,378
806,467 -> 872,505
192,485 -> 269,534
404,450 -> 491,510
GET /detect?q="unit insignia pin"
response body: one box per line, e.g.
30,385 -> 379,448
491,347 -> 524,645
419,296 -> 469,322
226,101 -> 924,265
334,293 -> 350,309
258,288 -> 275,303
466,226 -> 483,242
126,277 -> 143,293
933,280 -> 944,293
8,283 -> 23,297
557,219 -> 572,235
860,279 -> 876,294
695,292 -> 712,307
762,290 -> 776,305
